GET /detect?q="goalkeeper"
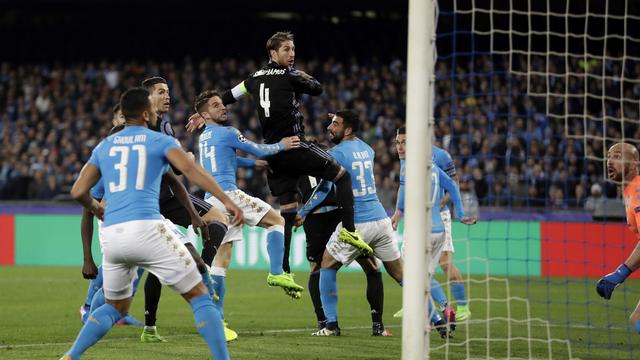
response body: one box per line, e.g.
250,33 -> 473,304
596,142 -> 640,332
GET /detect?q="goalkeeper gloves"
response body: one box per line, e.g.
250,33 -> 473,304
596,264 -> 633,300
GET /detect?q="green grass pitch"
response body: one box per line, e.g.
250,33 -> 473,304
0,267 -> 636,359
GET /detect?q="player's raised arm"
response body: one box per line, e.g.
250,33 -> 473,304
289,69 -> 322,95
166,147 -> 244,226
221,81 -> 249,106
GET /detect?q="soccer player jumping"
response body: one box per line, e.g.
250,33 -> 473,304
596,142 -> 640,332
187,31 -> 370,263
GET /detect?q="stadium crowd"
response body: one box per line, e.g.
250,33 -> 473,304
0,55 -> 636,210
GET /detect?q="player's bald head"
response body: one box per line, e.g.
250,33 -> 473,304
607,142 -> 640,182
609,142 -> 639,161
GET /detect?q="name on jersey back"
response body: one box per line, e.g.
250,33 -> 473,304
353,150 -> 370,160
253,68 -> 286,77
113,134 -> 147,144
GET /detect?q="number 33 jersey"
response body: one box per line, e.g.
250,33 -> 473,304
329,138 -> 388,223
88,126 -> 181,226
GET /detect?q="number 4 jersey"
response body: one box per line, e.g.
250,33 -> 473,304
221,61 -> 322,144
88,126 -> 181,226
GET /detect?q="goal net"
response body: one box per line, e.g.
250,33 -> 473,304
421,0 -> 640,358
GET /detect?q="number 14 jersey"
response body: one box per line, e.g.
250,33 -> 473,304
330,138 -> 387,223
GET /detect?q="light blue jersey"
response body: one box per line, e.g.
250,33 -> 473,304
299,138 -> 387,223
87,126 -> 181,226
90,178 -> 105,200
432,145 -> 456,178
198,124 -> 286,197
396,146 -> 456,212
431,166 -> 465,233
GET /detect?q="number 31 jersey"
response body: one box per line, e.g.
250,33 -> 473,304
88,125 -> 181,226
330,138 -> 387,223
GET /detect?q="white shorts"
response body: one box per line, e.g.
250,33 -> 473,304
326,217 -> 401,266
99,219 -> 201,300
206,189 -> 271,245
159,215 -> 196,246
428,232 -> 447,277
441,208 -> 454,253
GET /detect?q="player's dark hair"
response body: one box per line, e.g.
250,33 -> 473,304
336,110 -> 360,134
397,126 -> 406,135
112,103 -> 121,115
109,124 -> 125,135
120,87 -> 151,121
266,31 -> 294,54
194,90 -> 222,114
141,76 -> 167,91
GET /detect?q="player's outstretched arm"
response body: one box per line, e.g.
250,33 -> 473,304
290,69 -> 322,95
297,180 -> 333,219
166,147 -> 244,226
162,170 -> 209,242
597,241 -> 640,300
230,129 -> 300,158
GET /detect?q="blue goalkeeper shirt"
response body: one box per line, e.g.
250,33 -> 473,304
198,123 -> 286,197
87,126 -> 181,226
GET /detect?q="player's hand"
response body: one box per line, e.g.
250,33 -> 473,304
254,159 -> 273,173
280,136 -> 301,151
191,216 -> 210,243
82,259 -> 98,279
596,264 -> 633,300
225,201 -> 244,226
91,201 -> 104,221
460,216 -> 477,225
186,113 -> 206,133
293,214 -> 305,231
390,209 -> 402,230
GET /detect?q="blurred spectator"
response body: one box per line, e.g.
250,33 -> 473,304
0,53 -> 634,212
585,183 -> 606,212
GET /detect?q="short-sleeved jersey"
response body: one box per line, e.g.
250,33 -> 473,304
198,124 -> 285,196
90,178 -> 105,200
623,176 -> 640,238
433,145 -> 456,178
330,138 -> 387,223
222,62 -> 322,144
88,126 -> 181,226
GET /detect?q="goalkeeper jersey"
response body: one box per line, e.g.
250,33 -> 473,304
623,175 -> 640,238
